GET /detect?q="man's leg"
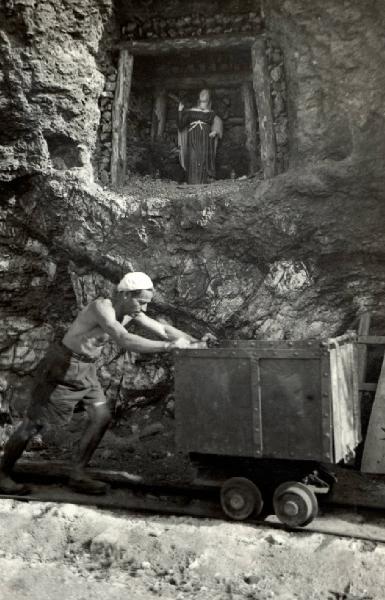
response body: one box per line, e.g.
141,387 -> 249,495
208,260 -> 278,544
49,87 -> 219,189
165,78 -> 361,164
0,417 -> 42,494
68,402 -> 111,494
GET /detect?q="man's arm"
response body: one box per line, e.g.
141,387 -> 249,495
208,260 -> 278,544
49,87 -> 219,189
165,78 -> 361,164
133,312 -> 198,343
92,300 -> 192,353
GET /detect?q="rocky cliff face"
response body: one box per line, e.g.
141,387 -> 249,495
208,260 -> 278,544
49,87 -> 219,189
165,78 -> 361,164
266,0 -> 385,168
0,0 -> 114,180
1,0 -> 385,415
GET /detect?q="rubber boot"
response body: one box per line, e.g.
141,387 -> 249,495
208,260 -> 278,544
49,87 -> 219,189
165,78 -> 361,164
68,474 -> 109,495
0,474 -> 30,495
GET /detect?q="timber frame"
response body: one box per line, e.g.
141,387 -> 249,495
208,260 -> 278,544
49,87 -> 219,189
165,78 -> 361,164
110,34 -> 278,187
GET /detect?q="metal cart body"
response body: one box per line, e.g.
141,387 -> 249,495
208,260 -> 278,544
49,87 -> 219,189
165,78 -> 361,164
175,337 -> 361,466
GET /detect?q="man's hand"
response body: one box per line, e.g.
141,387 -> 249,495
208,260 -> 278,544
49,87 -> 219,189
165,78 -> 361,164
168,338 -> 193,350
209,131 -> 217,138
168,338 -> 206,350
189,340 -> 208,349
201,332 -> 218,346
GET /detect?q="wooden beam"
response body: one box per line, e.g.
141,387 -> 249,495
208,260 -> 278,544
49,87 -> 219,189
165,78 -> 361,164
361,353 -> 385,473
111,49 -> 134,188
137,72 -> 251,90
151,88 -> 167,141
360,383 -> 378,392
357,313 -> 371,385
327,465 -> 385,510
358,336 -> 385,345
242,81 -> 259,175
251,39 -> 277,179
118,35 -> 256,56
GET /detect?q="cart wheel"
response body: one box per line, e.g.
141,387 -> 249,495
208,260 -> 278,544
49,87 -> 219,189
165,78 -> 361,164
273,481 -> 318,527
220,477 -> 263,521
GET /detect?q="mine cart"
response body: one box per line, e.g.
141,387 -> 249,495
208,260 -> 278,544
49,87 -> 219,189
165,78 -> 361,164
174,334 -> 361,527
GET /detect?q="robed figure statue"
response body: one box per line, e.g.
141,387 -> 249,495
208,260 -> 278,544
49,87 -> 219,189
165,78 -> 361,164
177,89 -> 223,184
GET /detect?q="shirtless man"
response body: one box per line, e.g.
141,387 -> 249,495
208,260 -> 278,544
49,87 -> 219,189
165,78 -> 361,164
0,272 -> 202,495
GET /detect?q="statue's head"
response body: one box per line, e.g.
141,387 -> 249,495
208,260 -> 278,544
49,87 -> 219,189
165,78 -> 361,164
198,88 -> 211,108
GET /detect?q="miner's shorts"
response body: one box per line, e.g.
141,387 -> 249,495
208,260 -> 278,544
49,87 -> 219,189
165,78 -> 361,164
27,342 -> 108,427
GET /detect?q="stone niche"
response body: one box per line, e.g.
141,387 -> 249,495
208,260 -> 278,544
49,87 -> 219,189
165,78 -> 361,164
96,0 -> 289,187
127,50 -> 254,182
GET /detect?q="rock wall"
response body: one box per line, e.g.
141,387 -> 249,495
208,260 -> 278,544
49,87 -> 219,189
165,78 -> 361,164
1,0 -> 385,417
0,0 -> 114,180
0,0 -> 118,414
265,0 -> 385,167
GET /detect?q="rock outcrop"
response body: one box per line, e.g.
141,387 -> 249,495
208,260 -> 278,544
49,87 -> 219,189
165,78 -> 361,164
1,0 -> 385,415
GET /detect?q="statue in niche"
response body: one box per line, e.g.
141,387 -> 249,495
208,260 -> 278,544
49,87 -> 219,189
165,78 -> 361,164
177,89 -> 223,184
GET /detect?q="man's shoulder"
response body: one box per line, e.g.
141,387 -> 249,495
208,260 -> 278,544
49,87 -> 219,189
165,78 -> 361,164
88,297 -> 114,315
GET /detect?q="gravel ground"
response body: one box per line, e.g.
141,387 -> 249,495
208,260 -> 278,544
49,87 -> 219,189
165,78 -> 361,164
1,499 -> 384,600
1,404 -> 385,600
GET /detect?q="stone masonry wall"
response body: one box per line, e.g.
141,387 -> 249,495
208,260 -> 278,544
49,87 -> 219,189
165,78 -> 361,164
266,38 -> 289,173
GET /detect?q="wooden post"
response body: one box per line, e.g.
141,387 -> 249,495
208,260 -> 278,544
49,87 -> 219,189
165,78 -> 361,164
151,88 -> 167,141
251,39 -> 277,179
361,354 -> 385,473
358,312 -> 371,385
242,81 -> 259,176
111,49 -> 134,188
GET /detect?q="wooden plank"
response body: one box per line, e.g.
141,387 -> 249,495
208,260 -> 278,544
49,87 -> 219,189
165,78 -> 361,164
242,81 -> 259,175
15,460 -> 219,499
151,88 -> 167,141
110,49 -> 134,188
0,483 -> 224,520
327,466 -> 385,510
351,341 -> 361,447
357,312 -> 370,400
15,460 -> 142,485
14,460 -> 208,497
326,332 -> 357,346
329,341 -> 361,463
251,39 -> 277,179
136,72 -> 252,90
360,383 -> 377,392
358,336 -> 385,345
361,354 -> 385,473
118,35 -> 256,55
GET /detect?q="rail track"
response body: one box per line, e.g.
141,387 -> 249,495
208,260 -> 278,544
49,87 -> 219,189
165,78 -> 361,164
1,460 -> 385,545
